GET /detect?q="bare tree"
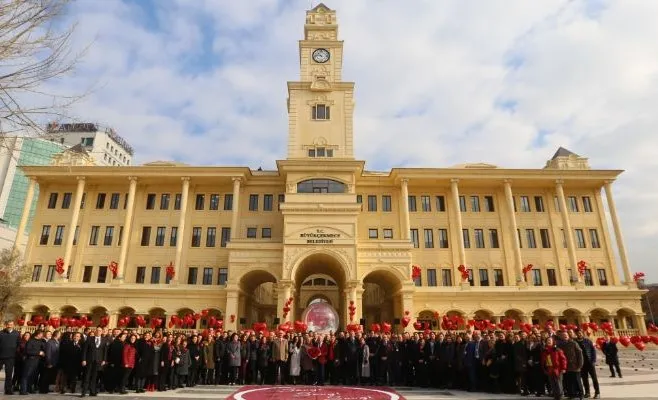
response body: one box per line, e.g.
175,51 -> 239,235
0,0 -> 83,139
0,248 -> 29,322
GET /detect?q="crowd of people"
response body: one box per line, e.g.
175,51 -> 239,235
0,320 -> 624,399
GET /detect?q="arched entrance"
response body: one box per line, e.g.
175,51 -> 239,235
239,270 -> 278,328
292,252 -> 348,327
362,269 -> 402,330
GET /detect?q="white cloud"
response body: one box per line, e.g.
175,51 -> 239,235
43,0 -> 658,282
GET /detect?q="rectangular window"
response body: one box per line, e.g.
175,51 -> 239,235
151,266 -> 161,284
308,149 -> 316,157
474,229 -> 485,248
484,195 -> 495,212
170,226 -> 178,246
517,229 -> 523,248
195,194 -> 205,210
382,195 -> 392,212
73,225 -> 79,245
568,196 -> 579,212
146,193 -> 156,210
135,266 -> 146,284
123,193 -> 128,209
479,269 -> 489,286
532,269 -> 542,286
224,194 -> 233,210
410,229 -> 419,248
534,196 -> 545,212
468,269 -> 474,286
262,227 -> 272,238
438,229 -> 449,248
62,192 -> 72,209
413,274 -> 422,287
520,196 -> 531,212
554,196 -> 560,212
421,195 -> 431,212
512,196 -> 517,212
97,266 -> 108,283
247,227 -> 257,238
202,267 -> 213,285
597,269 -> 608,286
80,192 -> 86,209
312,104 -> 330,120
575,229 -> 586,248
207,227 -> 217,246
278,194 -> 285,210
470,196 -> 480,212
221,227 -> 231,247
218,268 -> 228,285
584,269 -> 594,286
31,265 -> 42,282
561,229 -> 567,248
408,196 -> 417,212
462,229 -> 470,248
109,193 -> 120,209
160,194 -> 170,210
459,195 -> 467,212
424,229 -> 434,248
383,228 -> 393,239
53,225 -> 64,245
39,225 -> 51,245
526,229 -> 537,248
489,229 -> 499,248
141,226 -> 151,246
436,195 -> 446,212
48,193 -> 58,209
368,195 -> 377,211
582,196 -> 593,212
46,265 -> 56,282
209,194 -> 220,210
547,269 -> 558,286
356,195 -> 362,204
83,265 -> 93,283
494,269 -> 504,286
191,227 -> 202,247
568,268 -> 576,283
368,228 -> 378,239
442,269 -> 452,286
187,267 -> 198,284
103,226 -> 114,246
95,193 -> 106,209
89,225 -> 100,246
427,269 -> 437,286
174,193 -> 182,210
117,226 -> 123,246
589,229 -> 601,248
540,229 -> 551,248
155,226 -> 166,246
263,194 -> 273,211
249,194 -> 259,211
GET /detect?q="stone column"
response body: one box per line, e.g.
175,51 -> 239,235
636,315 -> 647,335
603,181 -> 632,284
401,289 -> 415,333
13,177 -> 36,251
450,179 -> 466,280
61,177 -> 86,281
116,177 -> 137,283
109,312 -> 120,329
555,180 -> 581,283
230,177 -> 242,240
173,177 -> 190,284
23,312 -> 32,327
553,315 -> 561,327
225,285 -> 240,332
400,178 -> 410,240
503,180 -> 526,286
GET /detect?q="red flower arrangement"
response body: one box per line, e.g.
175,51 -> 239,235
55,257 -> 65,276
457,265 -> 469,281
109,261 -> 118,279
166,262 -> 175,280
411,265 -> 421,280
633,272 -> 645,282
577,260 -> 587,277
522,264 -> 533,280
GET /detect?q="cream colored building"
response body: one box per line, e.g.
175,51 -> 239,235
11,4 -> 645,335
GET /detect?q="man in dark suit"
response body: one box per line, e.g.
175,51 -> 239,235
0,320 -> 21,395
80,327 -> 108,397
20,330 -> 45,395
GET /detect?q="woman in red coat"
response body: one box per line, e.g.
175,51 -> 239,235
541,337 -> 567,400
119,335 -> 137,394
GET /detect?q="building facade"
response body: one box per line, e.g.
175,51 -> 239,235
12,4 -> 645,335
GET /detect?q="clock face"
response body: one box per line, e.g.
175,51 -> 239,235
312,48 -> 330,63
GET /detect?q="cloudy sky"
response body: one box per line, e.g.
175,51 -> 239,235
53,0 -> 658,281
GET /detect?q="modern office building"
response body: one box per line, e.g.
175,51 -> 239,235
11,4 -> 645,335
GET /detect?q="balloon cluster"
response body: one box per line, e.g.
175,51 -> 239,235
441,315 -> 465,330
55,257 -> 65,275
278,321 -> 292,333
346,323 -> 362,333
348,300 -> 356,321
648,323 -> 658,333
99,315 -> 110,328
60,315 -> 94,328
401,311 -> 411,328
168,313 -> 200,329
577,260 -> 587,277
283,297 -> 293,319
457,265 -> 469,281
468,319 -> 497,331
293,320 -> 308,333
411,265 -> 421,280
522,264 -> 533,280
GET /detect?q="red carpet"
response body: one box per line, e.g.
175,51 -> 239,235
227,385 -> 404,400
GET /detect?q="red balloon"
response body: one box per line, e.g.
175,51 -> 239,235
382,322 -> 392,333
650,336 -> 658,345
201,309 -> 209,317
401,316 -> 410,328
370,323 -> 381,333
635,342 -> 646,351
413,322 -> 422,331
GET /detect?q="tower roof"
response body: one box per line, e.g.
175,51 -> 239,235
310,3 -> 333,12
551,146 -> 579,159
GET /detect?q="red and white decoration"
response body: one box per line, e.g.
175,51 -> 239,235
55,257 -> 65,276
109,261 -> 119,279
457,265 -> 469,281
577,260 -> 587,277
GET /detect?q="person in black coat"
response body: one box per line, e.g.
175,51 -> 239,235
106,332 -> 126,394
342,333 -> 359,385
80,327 -> 108,397
602,335 -> 621,378
134,331 -> 154,393
20,330 -> 45,395
213,333 -> 226,385
59,332 -> 83,394
0,320 -> 21,395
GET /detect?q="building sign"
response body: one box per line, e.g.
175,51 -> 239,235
300,229 -> 341,244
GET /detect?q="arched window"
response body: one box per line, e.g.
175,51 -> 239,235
297,179 -> 346,193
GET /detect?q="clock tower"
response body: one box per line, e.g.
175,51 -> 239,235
287,3 -> 355,160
